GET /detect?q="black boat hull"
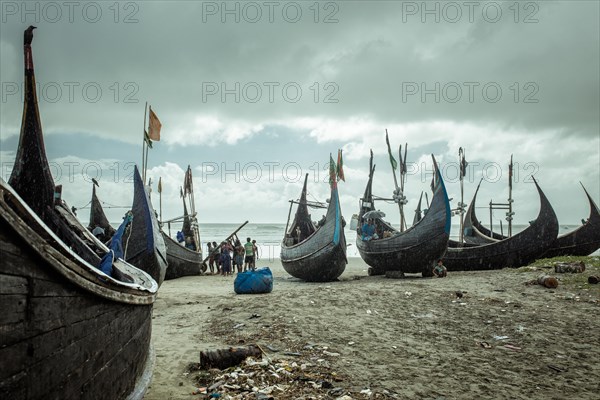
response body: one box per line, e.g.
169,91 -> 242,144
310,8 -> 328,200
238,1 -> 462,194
124,167 -> 168,286
281,175 -> 347,282
163,232 -> 203,279
0,181 -> 156,400
542,187 -> 600,257
444,179 -> 559,271
356,155 -> 451,276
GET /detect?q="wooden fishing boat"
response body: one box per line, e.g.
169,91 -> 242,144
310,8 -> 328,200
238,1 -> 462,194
87,184 -> 116,242
461,185 -> 513,244
162,196 -> 204,279
0,27 -> 157,399
463,184 -> 600,257
542,185 -> 600,257
281,173 -> 347,282
85,174 -> 168,285
356,154 -> 451,276
158,166 -> 203,279
124,166 -> 168,286
444,178 -> 559,270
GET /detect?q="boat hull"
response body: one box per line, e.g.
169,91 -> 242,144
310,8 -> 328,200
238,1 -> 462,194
444,180 -> 559,271
0,187 -> 155,400
281,177 -> 347,282
163,232 -> 204,279
125,167 -> 168,286
281,237 -> 347,282
356,155 -> 451,276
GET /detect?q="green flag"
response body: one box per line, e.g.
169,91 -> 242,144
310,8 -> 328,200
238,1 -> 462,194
385,131 -> 397,170
144,130 -> 153,149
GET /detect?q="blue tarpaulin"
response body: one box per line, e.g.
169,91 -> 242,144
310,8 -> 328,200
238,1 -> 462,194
234,268 -> 273,294
98,212 -> 133,276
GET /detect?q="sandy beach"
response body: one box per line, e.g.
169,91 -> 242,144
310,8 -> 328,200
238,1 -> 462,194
144,257 -> 600,400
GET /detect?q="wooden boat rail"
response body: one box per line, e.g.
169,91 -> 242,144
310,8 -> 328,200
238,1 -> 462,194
1,179 -> 157,304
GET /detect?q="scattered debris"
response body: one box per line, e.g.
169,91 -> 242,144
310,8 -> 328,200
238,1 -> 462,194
200,345 -> 262,370
554,261 -> 585,273
265,345 -> 279,353
588,275 -> 599,284
526,275 -> 559,288
548,364 -> 565,372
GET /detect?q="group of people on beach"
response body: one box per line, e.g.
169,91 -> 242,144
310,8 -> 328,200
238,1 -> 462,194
207,237 -> 259,276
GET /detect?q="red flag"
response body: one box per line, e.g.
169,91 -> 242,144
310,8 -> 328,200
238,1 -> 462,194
329,154 -> 337,188
336,149 -> 345,182
148,106 -> 162,141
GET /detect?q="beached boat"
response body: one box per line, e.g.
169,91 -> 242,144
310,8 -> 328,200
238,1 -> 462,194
281,173 -> 347,282
356,154 -> 451,276
443,178 -> 559,270
463,184 -> 600,257
162,196 -> 204,279
462,185 -> 516,244
159,166 -> 204,279
0,27 -> 157,399
85,171 -> 168,285
124,166 -> 168,286
87,184 -> 116,242
542,185 -> 600,257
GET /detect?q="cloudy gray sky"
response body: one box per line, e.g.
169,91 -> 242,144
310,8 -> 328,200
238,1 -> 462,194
1,0 -> 598,228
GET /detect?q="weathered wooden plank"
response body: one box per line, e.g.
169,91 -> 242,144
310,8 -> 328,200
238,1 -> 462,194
0,294 -> 27,326
81,315 -> 151,399
0,245 -> 54,281
0,369 -> 27,400
0,274 -> 28,294
26,307 -> 151,399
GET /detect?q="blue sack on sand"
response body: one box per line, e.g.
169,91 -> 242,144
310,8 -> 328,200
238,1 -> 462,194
234,267 -> 273,294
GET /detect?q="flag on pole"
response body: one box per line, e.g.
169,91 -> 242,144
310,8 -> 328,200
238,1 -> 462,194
144,130 -> 153,148
336,149 -> 345,182
508,155 -> 513,190
329,154 -> 337,188
184,166 -> 193,196
148,106 -> 162,141
385,131 -> 398,170
459,147 -> 468,178
158,177 -> 162,194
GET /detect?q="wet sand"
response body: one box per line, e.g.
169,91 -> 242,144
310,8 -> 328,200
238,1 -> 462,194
144,257 -> 600,399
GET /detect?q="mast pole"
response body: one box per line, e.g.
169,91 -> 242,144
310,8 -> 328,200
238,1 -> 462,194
141,102 -> 148,184
385,130 -> 404,231
458,147 -> 466,243
507,155 -> 513,237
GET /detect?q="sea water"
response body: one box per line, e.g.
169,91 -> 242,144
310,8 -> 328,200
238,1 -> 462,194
117,221 -> 590,259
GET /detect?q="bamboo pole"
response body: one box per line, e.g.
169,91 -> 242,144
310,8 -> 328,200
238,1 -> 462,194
141,102 -> 148,184
385,130 -> 404,231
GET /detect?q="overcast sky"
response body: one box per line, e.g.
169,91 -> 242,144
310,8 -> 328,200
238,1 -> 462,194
1,0 -> 598,228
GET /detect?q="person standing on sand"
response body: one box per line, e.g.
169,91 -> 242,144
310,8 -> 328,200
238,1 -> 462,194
234,239 -> 244,273
212,241 -> 221,274
207,242 -> 214,274
251,239 -> 259,270
433,259 -> 447,278
243,237 -> 254,272
220,241 -> 233,276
